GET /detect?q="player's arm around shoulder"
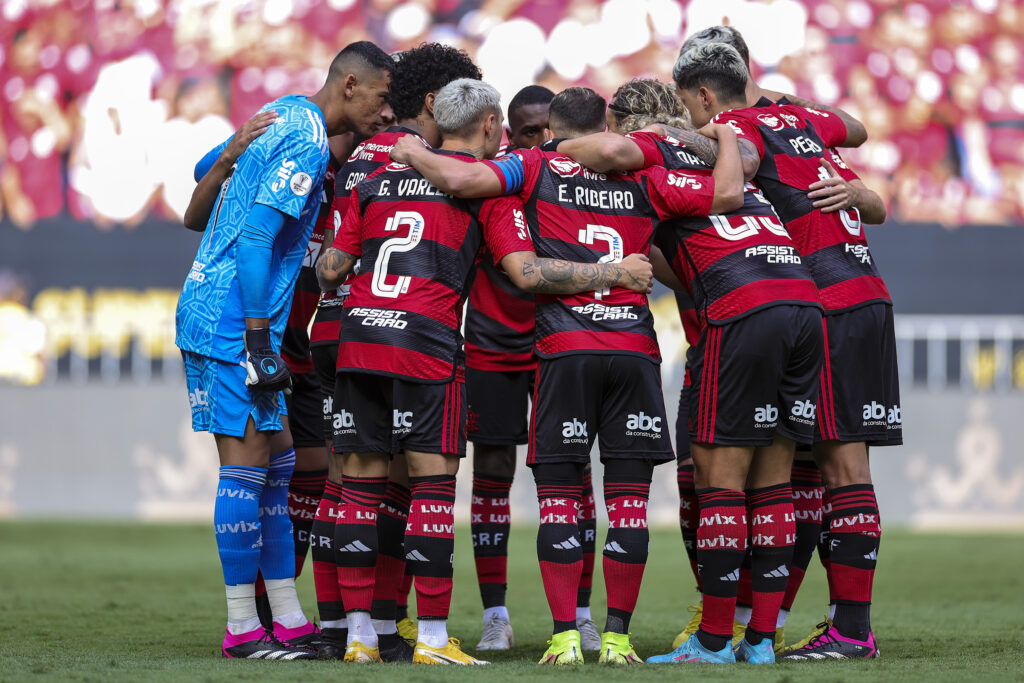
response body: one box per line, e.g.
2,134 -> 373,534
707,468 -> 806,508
389,135 -> 503,198
699,123 -> 745,214
183,110 -> 279,231
501,251 -> 653,295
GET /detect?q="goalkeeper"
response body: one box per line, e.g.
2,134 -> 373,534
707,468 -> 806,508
174,41 -> 394,659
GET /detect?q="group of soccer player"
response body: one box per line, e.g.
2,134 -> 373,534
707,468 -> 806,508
175,23 -> 901,667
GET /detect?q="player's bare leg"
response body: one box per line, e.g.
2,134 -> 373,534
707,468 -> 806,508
471,443 -> 516,649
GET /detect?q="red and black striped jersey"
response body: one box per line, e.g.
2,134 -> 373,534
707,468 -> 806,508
464,144 -> 536,372
676,290 -> 700,389
631,132 -> 820,325
464,253 -> 536,372
483,146 -> 716,363
310,126 -> 424,348
713,101 -> 891,314
281,155 -> 339,373
332,150 -> 534,383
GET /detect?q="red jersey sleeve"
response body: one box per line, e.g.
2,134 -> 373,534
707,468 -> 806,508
331,189 -> 363,258
825,147 -> 860,182
791,105 -> 848,148
640,166 -> 716,220
624,132 -> 666,168
713,111 -> 765,159
478,194 -> 534,263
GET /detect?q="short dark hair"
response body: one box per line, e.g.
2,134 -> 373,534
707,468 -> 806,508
388,42 -> 481,122
680,25 -> 751,69
672,43 -> 748,103
548,87 -> 606,138
507,85 -> 554,119
327,41 -> 393,83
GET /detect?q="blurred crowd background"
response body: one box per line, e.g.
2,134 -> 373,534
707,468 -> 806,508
1,0 -> 1023,232
1,1 -> 1022,524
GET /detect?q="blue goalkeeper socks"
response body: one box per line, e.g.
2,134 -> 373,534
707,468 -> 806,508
215,466 -> 267,586
260,448 -> 297,581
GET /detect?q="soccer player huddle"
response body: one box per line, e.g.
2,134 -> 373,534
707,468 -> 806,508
175,24 -> 900,667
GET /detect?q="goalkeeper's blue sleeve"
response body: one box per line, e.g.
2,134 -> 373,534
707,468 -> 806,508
236,203 -> 287,318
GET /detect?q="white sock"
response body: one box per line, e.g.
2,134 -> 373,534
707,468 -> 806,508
322,618 -> 348,630
348,611 -> 378,648
777,609 -> 789,628
418,618 -> 449,648
735,606 -> 752,626
483,606 -> 509,622
225,584 -> 261,635
828,603 -> 836,620
373,619 -> 397,635
265,578 -> 308,629
575,606 -> 591,621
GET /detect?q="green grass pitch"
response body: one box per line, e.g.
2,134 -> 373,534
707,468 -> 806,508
1,522 -> 1022,681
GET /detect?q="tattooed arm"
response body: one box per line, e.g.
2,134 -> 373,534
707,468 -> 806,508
500,251 -> 653,295
316,247 -> 357,291
640,122 -> 760,180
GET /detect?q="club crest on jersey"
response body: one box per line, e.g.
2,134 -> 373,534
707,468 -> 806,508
547,156 -> 582,178
290,171 -> 312,196
757,113 -> 784,131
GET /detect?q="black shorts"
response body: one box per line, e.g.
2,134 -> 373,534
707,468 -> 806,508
466,367 -> 534,446
675,380 -> 692,462
312,344 -> 338,444
284,369 -> 324,448
817,303 -> 902,446
528,354 -> 674,466
333,371 -> 466,456
689,305 -> 824,447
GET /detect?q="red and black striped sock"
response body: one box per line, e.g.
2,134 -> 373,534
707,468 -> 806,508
827,484 -> 880,640
535,463 -> 584,634
677,461 -> 701,590
288,469 -> 326,577
312,480 -> 344,625
577,471 -> 596,613
371,480 -> 410,623
747,483 -> 796,642
406,475 -> 457,619
335,476 -> 387,614
782,461 -> 823,612
602,478 -> 651,634
818,488 -> 837,606
471,475 -> 513,609
695,487 -> 747,652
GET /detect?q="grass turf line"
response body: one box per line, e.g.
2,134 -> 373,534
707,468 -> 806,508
0,522 -> 1021,681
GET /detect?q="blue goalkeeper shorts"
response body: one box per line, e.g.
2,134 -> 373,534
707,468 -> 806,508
182,350 -> 285,437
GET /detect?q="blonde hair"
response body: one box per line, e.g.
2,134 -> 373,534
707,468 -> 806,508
608,79 -> 692,133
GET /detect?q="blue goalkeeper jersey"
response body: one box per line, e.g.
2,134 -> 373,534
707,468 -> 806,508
175,95 -> 329,363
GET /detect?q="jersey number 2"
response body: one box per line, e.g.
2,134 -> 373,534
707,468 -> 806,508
578,224 -> 623,299
372,211 -> 424,298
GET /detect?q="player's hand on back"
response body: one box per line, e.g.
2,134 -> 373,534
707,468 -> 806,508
390,134 -> 427,164
619,253 -> 654,294
223,110 -> 278,165
808,160 -> 858,213
243,327 -> 292,393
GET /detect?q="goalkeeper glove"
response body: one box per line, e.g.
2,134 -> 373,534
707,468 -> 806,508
244,327 -> 292,393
